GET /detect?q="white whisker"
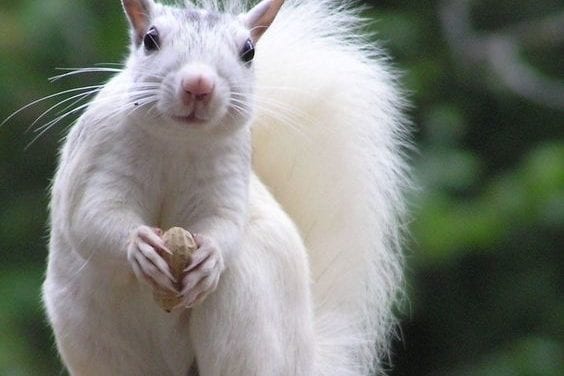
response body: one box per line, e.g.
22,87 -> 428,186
27,87 -> 160,147
49,67 -> 123,82
1,85 -> 104,128
26,88 -> 102,132
233,94 -> 312,142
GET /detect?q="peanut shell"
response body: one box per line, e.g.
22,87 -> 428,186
153,227 -> 197,312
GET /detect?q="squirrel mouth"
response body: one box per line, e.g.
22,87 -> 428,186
172,112 -> 207,125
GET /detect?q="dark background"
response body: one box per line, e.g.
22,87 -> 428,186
0,0 -> 562,374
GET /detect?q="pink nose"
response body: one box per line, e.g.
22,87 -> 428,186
181,74 -> 215,103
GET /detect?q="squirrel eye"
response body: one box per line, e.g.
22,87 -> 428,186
143,27 -> 160,51
240,39 -> 255,64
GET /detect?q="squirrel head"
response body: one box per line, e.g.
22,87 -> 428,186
120,0 -> 284,134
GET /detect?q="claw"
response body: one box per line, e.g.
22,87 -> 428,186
139,226 -> 172,255
127,225 -> 178,294
173,233 -> 224,308
137,241 -> 177,283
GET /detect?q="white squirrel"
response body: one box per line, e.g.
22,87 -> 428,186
42,0 -> 410,375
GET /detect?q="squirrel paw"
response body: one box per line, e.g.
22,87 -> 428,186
127,225 -> 177,294
176,233 -> 225,309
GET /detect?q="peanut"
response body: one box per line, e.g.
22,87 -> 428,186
153,227 -> 197,312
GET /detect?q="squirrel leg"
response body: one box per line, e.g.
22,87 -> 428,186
188,179 -> 315,376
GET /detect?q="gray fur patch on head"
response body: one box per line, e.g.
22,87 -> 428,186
183,0 -> 245,14
183,8 -> 223,28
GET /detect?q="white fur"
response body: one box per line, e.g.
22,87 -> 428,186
252,1 -> 410,374
43,1 -> 410,375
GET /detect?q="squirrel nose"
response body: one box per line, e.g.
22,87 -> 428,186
181,74 -> 215,103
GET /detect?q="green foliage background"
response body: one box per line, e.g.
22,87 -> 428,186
0,0 -> 562,375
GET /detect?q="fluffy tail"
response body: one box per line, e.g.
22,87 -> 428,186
251,1 -> 410,374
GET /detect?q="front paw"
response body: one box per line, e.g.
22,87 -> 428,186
177,234 -> 225,308
127,225 -> 177,293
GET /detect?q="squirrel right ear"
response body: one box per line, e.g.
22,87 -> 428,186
122,0 -> 154,45
242,0 -> 284,42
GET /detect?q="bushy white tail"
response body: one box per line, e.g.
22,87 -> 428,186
251,1 -> 410,374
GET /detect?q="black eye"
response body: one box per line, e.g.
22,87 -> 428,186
143,26 -> 160,51
240,39 -> 255,64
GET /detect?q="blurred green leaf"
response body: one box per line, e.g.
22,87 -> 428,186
1,1 -> 563,375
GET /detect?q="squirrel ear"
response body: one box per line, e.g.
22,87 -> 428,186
242,0 -> 284,42
122,0 -> 154,45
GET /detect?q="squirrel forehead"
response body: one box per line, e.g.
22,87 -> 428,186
155,6 -> 237,32
149,5 -> 248,47
184,7 -> 223,25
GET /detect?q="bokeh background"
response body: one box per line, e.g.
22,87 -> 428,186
0,0 -> 562,375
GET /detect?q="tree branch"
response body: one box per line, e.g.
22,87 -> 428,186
439,0 -> 564,110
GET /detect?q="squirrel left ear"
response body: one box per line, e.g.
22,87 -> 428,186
122,0 -> 155,45
242,0 -> 284,42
